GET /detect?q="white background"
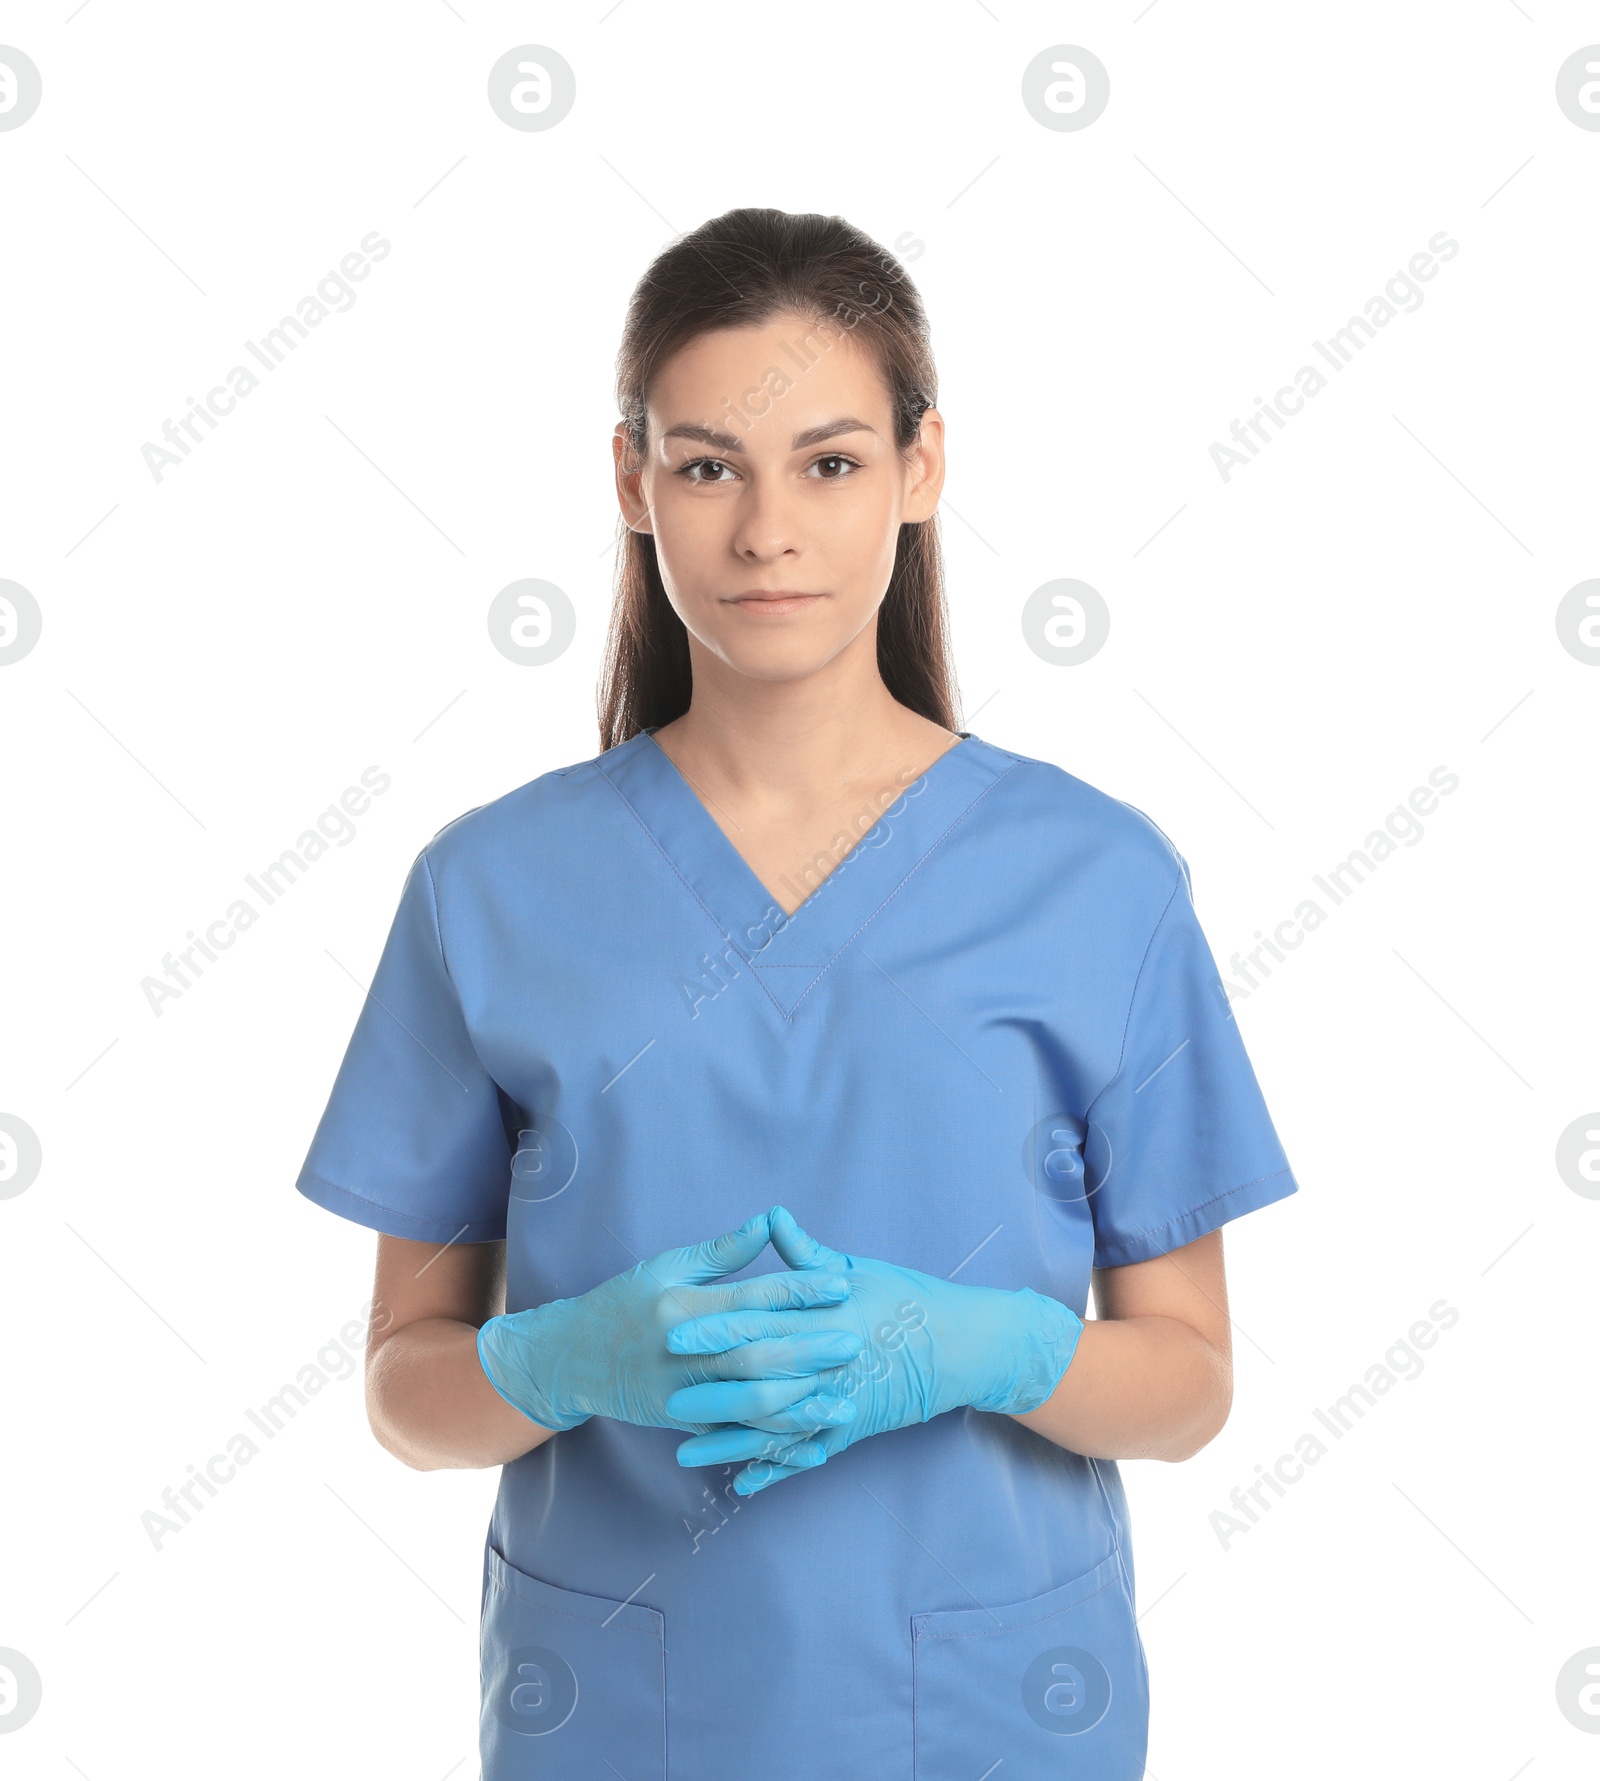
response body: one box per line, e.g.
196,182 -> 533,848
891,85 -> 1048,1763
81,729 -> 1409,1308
2,4 -> 1596,1776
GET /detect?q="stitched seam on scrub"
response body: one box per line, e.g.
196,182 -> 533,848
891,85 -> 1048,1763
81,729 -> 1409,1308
1080,868 -> 1186,1127
299,1167 -> 503,1240
912,1620 -> 920,1781
1102,1167 -> 1294,1252
598,771 -> 790,1020
914,1570 -> 1118,1643
1087,1454 -> 1137,1615
418,846 -> 515,1098
487,1572 -> 661,1636
782,762 -> 1025,1021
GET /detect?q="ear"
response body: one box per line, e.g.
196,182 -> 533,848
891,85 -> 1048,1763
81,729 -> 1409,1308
899,406 -> 945,525
613,421 -> 655,535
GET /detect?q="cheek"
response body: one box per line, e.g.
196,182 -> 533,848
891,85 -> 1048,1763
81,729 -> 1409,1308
820,497 -> 903,609
647,492 -> 727,605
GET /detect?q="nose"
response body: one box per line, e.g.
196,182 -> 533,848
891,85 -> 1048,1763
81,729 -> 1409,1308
729,472 -> 806,562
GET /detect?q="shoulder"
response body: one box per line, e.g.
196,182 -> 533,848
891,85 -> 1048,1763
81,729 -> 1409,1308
967,735 -> 1191,901
410,735 -> 643,886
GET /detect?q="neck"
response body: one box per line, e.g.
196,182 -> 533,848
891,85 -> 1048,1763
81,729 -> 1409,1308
654,624 -> 953,807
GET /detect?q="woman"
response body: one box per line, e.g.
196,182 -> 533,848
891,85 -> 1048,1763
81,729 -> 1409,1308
296,207 -> 1298,1778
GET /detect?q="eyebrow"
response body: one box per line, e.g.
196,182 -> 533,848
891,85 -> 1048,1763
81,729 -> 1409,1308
660,416 -> 878,454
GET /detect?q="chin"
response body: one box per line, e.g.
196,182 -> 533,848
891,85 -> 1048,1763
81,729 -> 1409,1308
712,638 -> 848,683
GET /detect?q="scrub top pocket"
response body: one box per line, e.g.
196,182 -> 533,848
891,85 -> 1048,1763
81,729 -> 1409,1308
480,1542 -> 665,1780
912,1550 -> 1149,1780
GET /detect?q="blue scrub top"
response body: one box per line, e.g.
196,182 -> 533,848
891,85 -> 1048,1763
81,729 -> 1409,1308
296,728 -> 1297,1780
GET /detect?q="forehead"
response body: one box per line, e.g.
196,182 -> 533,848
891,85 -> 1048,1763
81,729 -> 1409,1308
646,314 -> 891,443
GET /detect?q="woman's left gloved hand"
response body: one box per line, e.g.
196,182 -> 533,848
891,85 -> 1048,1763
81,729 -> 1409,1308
665,1205 -> 1084,1495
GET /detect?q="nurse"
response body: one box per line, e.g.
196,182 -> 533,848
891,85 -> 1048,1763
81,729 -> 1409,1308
296,206 -> 1299,1778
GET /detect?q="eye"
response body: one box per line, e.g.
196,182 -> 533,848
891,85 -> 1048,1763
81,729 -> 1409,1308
677,457 -> 736,485
807,453 -> 863,480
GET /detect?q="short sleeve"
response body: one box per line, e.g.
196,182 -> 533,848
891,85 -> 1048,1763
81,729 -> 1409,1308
295,848 -> 514,1244
1084,859 -> 1297,1268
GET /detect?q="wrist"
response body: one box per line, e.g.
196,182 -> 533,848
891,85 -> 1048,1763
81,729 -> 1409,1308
476,1302 -> 592,1433
990,1288 -> 1085,1416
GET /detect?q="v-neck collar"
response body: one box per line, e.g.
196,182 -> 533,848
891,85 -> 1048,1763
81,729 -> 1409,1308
597,726 -> 1019,1017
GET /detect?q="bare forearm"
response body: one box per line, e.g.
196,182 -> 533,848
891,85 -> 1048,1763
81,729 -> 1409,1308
367,1316 -> 555,1470
1009,1314 -> 1231,1462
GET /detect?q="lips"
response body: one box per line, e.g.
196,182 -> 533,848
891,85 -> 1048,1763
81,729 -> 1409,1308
727,591 -> 824,613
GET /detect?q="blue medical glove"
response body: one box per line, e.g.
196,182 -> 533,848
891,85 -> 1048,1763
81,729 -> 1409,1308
476,1210 -> 866,1440
666,1205 -> 1084,1493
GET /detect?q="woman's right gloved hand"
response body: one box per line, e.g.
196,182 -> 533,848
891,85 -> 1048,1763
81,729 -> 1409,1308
475,1209 -> 866,1441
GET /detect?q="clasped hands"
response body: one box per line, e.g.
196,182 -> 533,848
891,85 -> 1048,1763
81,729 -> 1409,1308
477,1205 -> 1083,1497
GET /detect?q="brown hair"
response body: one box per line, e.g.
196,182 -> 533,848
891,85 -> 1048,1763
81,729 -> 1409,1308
597,207 -> 958,750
